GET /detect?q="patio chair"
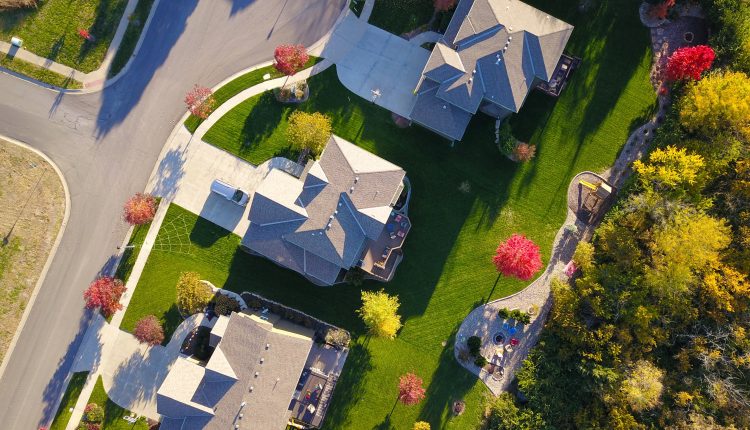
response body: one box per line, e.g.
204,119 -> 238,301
395,214 -> 402,222
397,230 -> 405,238
502,322 -> 510,331
509,327 -> 517,335
510,338 -> 519,347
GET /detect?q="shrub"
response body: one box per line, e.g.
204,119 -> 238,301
133,315 -> 165,346
213,293 -> 241,316
414,421 -> 431,430
84,403 -> 104,423
513,143 -> 536,162
497,121 -> 516,155
175,272 -> 212,315
648,0 -> 675,19
467,336 -> 482,356
453,400 -> 466,415
498,308 -> 511,319
486,393 -> 545,429
193,326 -> 212,361
474,356 -> 488,367
123,193 -> 156,225
666,45 -> 716,81
344,267 -> 366,286
325,328 -> 351,349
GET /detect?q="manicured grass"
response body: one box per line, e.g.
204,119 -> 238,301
0,54 -> 82,88
49,371 -> 89,430
107,0 -> 155,78
183,56 -> 322,133
369,0 -> 435,35
85,376 -> 149,430
0,0 -> 128,72
129,0 -> 655,427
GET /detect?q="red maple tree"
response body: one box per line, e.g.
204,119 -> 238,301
273,44 -> 309,77
83,277 -> 126,318
123,193 -> 156,225
398,373 -> 426,406
434,0 -> 457,11
665,45 -> 715,81
492,234 -> 543,280
184,84 -> 216,119
134,315 -> 165,346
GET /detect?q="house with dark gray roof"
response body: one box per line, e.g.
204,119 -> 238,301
157,311 -> 346,430
410,0 -> 574,141
241,135 -> 411,286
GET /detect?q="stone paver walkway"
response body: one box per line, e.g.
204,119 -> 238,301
0,0 -> 150,91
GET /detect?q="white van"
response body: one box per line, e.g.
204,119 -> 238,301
210,179 -> 249,206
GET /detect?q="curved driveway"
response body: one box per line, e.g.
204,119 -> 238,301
0,0 -> 344,427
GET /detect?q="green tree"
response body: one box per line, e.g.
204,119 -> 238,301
486,393 -> 546,430
679,71 -> 750,140
287,111 -> 332,155
621,360 -> 664,412
175,271 -> 212,315
357,290 -> 402,338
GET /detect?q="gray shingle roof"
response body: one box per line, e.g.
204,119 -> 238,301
243,135 -> 405,285
157,312 -> 314,430
410,0 -> 573,140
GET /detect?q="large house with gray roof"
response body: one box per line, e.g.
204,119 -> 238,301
410,0 -> 574,141
241,135 -> 411,286
157,311 -> 346,429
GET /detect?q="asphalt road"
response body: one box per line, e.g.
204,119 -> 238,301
0,0 -> 344,427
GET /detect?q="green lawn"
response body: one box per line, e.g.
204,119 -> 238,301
184,56 -> 322,133
85,376 -> 149,430
0,54 -> 81,88
107,0 -> 155,78
49,371 -> 89,430
369,0 -> 436,35
126,0 -> 655,428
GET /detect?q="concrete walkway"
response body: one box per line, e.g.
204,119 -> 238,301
0,0 -> 151,91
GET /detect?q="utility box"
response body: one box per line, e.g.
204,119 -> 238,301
10,37 -> 23,48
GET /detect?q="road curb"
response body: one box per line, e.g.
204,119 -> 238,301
0,135 -> 72,382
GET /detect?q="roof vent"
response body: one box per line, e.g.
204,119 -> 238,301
350,186 -> 354,193
266,343 -> 270,349
354,176 -> 359,183
442,105 -> 447,109
508,36 -> 513,41
334,210 -> 338,215
239,413 -> 244,419
235,425 -> 239,429
472,69 -> 476,74
509,26 -> 513,31
241,401 -> 247,407
254,372 -> 259,377
249,386 -> 254,392
260,357 -> 264,364
468,78 -> 473,84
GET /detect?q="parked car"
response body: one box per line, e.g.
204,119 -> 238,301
210,179 -> 249,206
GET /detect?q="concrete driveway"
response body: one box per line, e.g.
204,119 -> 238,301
322,14 -> 430,118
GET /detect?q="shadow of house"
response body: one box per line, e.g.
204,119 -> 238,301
317,342 -> 373,429
197,193 -> 246,234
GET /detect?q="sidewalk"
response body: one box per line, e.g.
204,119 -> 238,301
0,0 -> 147,91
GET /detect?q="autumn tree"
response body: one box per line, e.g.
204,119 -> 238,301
434,0 -> 456,11
123,193 -> 157,225
175,271 -> 212,315
287,111 -> 332,155
273,44 -> 309,77
84,403 -> 104,423
398,373 -> 426,405
513,143 -> 536,162
666,45 -> 716,81
413,421 -> 431,430
679,71 -> 750,140
493,234 -> 543,280
83,277 -> 126,318
184,84 -> 216,119
633,146 -> 705,191
133,315 -> 165,346
357,290 -> 402,338
622,361 -> 664,412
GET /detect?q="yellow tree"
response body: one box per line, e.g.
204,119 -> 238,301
287,111 -> 332,155
357,290 -> 402,338
413,421 -> 431,430
621,360 -> 664,412
175,271 -> 213,315
679,71 -> 750,140
633,146 -> 704,190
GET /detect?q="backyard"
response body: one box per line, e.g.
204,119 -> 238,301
124,0 -> 656,427
0,0 -> 128,72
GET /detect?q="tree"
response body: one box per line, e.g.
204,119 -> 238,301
513,143 -> 536,162
123,193 -> 156,225
486,393 -> 546,430
287,111 -> 332,155
621,360 -> 664,412
175,271 -> 212,315
679,71 -> 750,140
666,45 -> 716,81
493,234 -> 543,280
357,290 -> 402,338
434,0 -> 456,11
83,277 -> 126,318
133,315 -> 165,346
398,373 -> 426,406
184,84 -> 216,119
84,403 -> 104,423
413,421 -> 431,430
273,44 -> 309,77
633,146 -> 705,190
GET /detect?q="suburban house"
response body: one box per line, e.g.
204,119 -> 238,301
410,0 -> 575,141
241,135 -> 411,286
157,311 -> 345,429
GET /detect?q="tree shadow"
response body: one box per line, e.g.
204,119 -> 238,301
239,91 -> 287,153
149,145 -> 188,202
38,310 -> 98,428
95,0 -> 199,138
